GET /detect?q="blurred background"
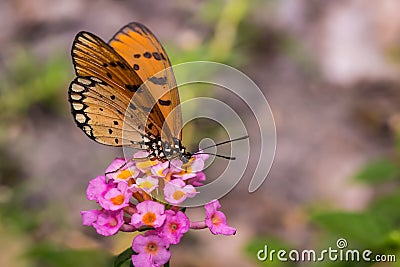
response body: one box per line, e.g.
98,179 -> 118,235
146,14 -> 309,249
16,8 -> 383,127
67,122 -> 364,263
1,0 -> 400,266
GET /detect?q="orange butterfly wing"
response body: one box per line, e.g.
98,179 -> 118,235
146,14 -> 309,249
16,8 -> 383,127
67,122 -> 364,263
68,31 -> 169,146
108,22 -> 182,140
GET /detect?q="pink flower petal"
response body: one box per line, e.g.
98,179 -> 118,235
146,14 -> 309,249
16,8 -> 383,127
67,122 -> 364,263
164,179 -> 198,205
105,158 -> 126,175
205,199 -> 236,236
172,157 -> 205,180
93,209 -> 124,236
81,210 -> 100,226
86,175 -> 111,201
194,151 -> 209,161
136,176 -> 159,193
187,172 -> 206,187
131,253 -> 153,267
97,181 -> 131,211
106,158 -> 139,182
134,151 -> 149,159
131,234 -> 171,267
158,210 -> 190,244
150,161 -> 169,177
81,209 -> 124,236
169,159 -> 183,173
130,200 -> 166,228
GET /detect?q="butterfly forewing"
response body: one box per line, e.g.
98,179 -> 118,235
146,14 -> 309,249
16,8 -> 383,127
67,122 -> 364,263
109,22 -> 182,140
69,31 -> 169,146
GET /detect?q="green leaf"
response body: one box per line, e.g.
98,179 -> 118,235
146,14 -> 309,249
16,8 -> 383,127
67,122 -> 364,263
25,242 -> 113,267
114,247 -> 134,267
311,211 -> 391,247
370,190 -> 400,228
353,159 -> 399,184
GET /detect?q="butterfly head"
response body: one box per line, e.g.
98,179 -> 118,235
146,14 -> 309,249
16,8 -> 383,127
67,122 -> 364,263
180,150 -> 192,164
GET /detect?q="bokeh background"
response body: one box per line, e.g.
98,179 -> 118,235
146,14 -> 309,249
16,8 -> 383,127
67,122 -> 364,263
1,0 -> 400,266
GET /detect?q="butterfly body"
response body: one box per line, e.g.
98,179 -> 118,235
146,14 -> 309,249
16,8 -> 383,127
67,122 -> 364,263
142,135 -> 191,162
68,22 -> 189,162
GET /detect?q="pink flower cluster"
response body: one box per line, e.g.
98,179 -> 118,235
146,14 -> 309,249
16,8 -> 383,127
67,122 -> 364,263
81,151 -> 236,267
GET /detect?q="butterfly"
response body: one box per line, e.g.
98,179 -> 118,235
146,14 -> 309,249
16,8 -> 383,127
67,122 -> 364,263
68,22 -> 192,162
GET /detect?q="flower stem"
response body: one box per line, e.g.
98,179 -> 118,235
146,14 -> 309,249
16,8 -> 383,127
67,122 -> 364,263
190,221 -> 207,230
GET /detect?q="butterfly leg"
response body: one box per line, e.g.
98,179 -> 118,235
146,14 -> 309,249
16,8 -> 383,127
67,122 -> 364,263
104,160 -> 131,176
104,155 -> 154,176
104,157 -> 134,176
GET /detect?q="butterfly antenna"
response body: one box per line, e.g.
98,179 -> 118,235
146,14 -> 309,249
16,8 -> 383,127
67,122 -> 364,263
194,152 -> 236,160
197,135 -> 249,151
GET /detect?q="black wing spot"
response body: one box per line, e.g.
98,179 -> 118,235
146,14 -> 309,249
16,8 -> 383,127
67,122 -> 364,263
103,63 -> 108,67
99,107 -> 103,111
158,99 -> 171,106
133,64 -> 140,70
110,62 -> 117,67
113,120 -> 119,125
109,129 -> 113,134
110,95 -> 116,100
148,123 -> 154,129
115,138 -> 119,144
125,84 -> 142,93
134,54 -> 141,58
160,53 -> 166,60
143,52 -> 151,58
117,110 -> 123,115
152,52 -> 161,60
117,61 -> 125,69
107,72 -> 112,79
129,103 -> 137,110
149,76 -> 167,85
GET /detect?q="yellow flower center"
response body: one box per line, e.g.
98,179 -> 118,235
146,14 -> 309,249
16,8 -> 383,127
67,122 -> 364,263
211,214 -> 222,225
146,242 -> 158,255
117,169 -> 135,180
136,160 -> 158,170
109,217 -> 118,227
172,190 -> 185,200
179,166 -> 192,175
180,159 -> 194,174
170,223 -> 178,232
111,194 -> 124,205
139,180 -> 154,190
142,212 -> 157,226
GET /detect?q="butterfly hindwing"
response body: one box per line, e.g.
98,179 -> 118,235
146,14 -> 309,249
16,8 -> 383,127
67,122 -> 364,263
109,22 -> 182,139
69,31 -> 169,146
